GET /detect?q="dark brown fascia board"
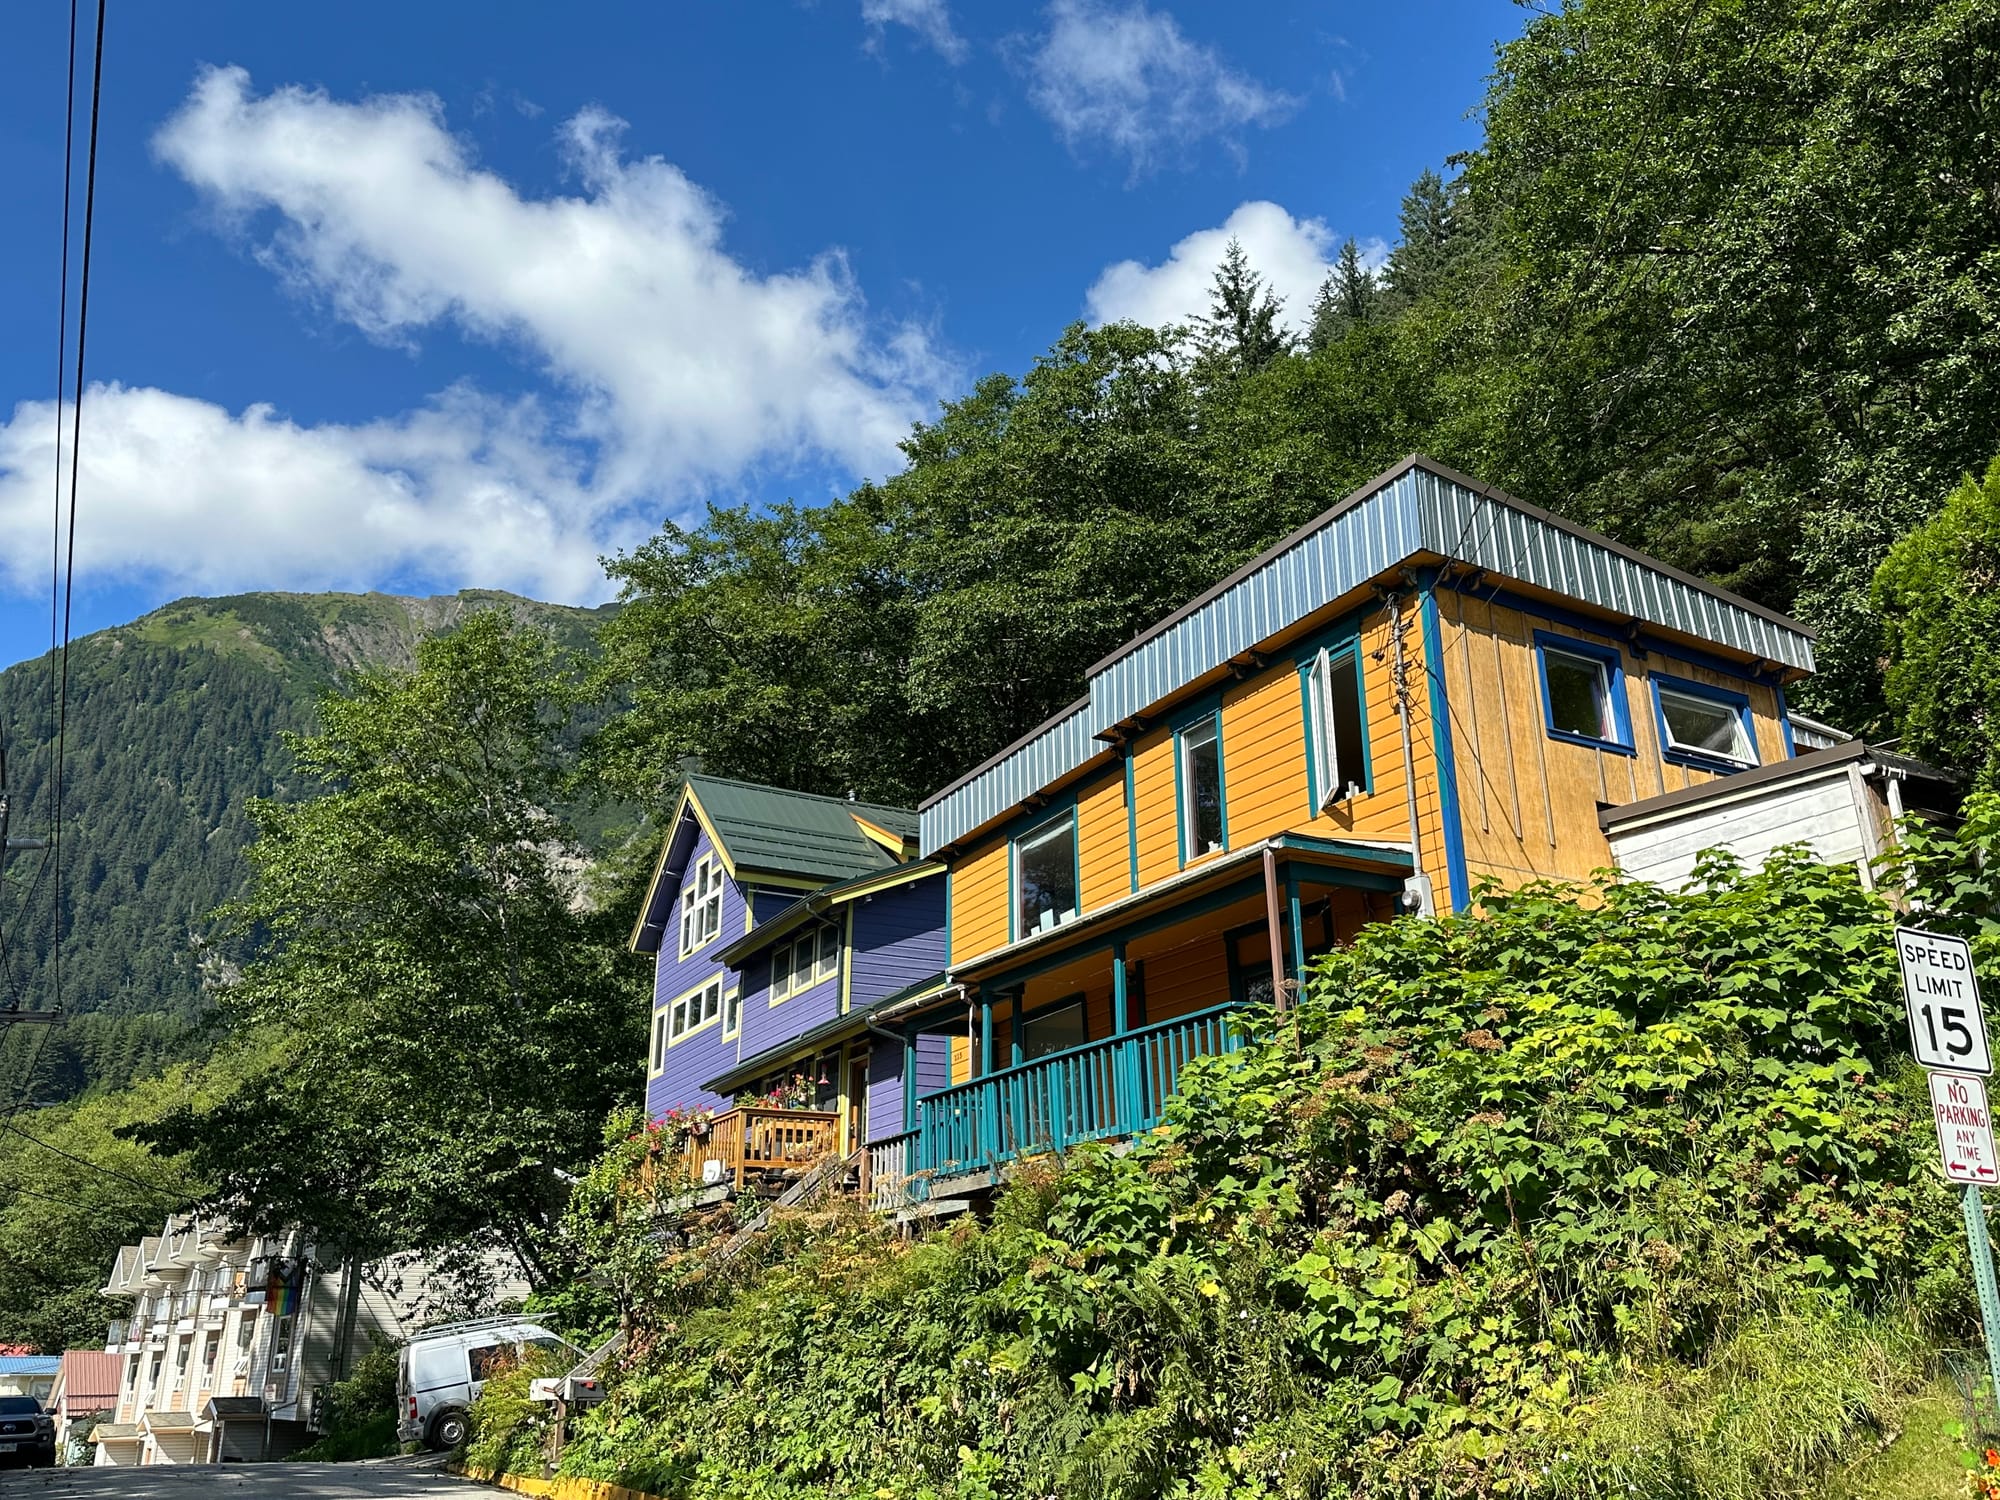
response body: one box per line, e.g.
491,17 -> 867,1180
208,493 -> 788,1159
1086,453 -> 1816,680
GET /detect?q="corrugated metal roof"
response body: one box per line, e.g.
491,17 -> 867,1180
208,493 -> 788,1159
919,456 -> 1818,855
0,1356 -> 61,1374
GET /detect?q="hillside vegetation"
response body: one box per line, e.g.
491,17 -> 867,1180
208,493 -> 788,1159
0,588 -> 611,1106
519,822 -> 1995,1500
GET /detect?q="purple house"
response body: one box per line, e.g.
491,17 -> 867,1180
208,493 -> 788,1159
628,774 -> 950,1186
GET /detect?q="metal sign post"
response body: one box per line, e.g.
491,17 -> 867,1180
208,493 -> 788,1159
1906,928 -> 2000,1416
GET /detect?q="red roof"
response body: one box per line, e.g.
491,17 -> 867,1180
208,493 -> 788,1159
54,1351 -> 122,1415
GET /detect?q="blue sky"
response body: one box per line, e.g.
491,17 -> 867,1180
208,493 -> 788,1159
0,0 -> 1524,672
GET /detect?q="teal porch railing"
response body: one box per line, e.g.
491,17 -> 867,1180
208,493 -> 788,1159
913,1003 -> 1243,1179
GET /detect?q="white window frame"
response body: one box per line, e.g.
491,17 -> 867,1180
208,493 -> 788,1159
1177,715 -> 1225,861
722,983 -> 743,1039
771,925 -> 841,1002
649,1009 -> 670,1074
1012,813 -> 1079,940
668,976 -> 725,1045
678,854 -> 725,957
1655,681 -> 1759,768
1306,647 -> 1364,812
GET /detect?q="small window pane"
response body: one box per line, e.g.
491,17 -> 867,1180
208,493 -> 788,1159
1660,688 -> 1755,763
1544,649 -> 1613,740
816,925 -> 840,980
724,989 -> 741,1036
1310,649 -> 1366,808
792,937 -> 816,992
1016,819 -> 1078,936
1181,719 -> 1224,857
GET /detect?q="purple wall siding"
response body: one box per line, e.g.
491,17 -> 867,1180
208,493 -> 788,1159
849,880 -> 947,1005
740,961 -> 841,1061
861,1033 -> 953,1143
646,822 -> 749,1120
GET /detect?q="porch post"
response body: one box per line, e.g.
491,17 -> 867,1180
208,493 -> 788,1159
1285,869 -> 1306,984
1111,943 -> 1129,1035
1009,990 -> 1024,1069
978,987 -> 993,1075
1261,846 -> 1288,1012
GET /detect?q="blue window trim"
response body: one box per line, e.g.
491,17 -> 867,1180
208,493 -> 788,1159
1122,747 -> 1139,894
1172,708 -> 1228,867
1296,642 -> 1374,812
1532,630 -> 1636,756
1650,671 -> 1760,774
1775,683 -> 1798,758
1009,806 -> 1081,945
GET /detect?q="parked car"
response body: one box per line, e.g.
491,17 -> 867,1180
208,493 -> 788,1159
395,1316 -> 579,1451
0,1396 -> 55,1468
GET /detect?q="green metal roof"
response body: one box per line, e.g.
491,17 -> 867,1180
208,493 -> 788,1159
687,774 -> 917,883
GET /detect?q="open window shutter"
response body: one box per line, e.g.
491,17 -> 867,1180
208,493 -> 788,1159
1309,649 -> 1338,813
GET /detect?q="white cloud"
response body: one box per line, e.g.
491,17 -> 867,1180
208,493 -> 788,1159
1086,201 -> 1388,334
862,0 -> 969,62
1026,0 -> 1294,172
0,384 -> 614,601
1,65 -> 961,604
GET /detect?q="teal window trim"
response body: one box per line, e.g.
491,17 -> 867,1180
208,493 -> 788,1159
1009,807 -> 1081,944
1298,642 -> 1373,811
1533,629 -> 1636,755
1172,708 -> 1228,867
1122,747 -> 1139,894
1650,671 -> 1760,773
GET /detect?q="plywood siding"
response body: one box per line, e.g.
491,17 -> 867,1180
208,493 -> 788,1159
950,837 -> 1011,964
1436,592 -> 1796,890
1077,770 -> 1131,911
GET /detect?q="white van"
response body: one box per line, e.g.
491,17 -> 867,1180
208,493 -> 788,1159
395,1317 -> 581,1451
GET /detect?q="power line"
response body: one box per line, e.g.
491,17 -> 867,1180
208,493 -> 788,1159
0,1117 -> 188,1204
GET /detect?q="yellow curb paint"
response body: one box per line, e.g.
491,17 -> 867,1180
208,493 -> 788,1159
456,1464 -> 669,1500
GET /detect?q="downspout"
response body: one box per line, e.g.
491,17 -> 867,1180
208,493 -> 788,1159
1261,845 -> 1288,1012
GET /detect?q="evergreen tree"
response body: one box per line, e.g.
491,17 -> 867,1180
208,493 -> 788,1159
1196,238 -> 1289,374
1307,238 -> 1379,350
1384,169 -> 1458,305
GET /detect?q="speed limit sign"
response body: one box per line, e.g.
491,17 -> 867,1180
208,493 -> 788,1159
1898,926 -> 1992,1076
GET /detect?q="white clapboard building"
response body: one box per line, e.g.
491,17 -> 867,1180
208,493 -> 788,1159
1600,737 -> 1958,891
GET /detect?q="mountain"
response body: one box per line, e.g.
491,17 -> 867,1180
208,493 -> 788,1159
0,589 -> 614,1105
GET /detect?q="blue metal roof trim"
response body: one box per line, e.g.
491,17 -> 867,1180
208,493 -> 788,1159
1415,469 -> 1814,670
1090,476 -> 1423,729
919,699 -> 1099,856
920,461 -> 1816,853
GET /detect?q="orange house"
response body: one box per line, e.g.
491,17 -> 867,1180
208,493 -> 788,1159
865,457 -> 1819,1208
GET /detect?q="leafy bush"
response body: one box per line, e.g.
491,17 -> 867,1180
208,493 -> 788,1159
294,1337 -> 402,1462
555,839 -> 1988,1498
465,1344 -> 573,1477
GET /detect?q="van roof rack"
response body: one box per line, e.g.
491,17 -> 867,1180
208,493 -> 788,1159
411,1314 -> 536,1339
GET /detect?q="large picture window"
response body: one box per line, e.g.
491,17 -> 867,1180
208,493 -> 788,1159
1534,633 -> 1634,752
1306,647 -> 1366,810
773,925 -> 840,1000
1654,677 -> 1759,768
1014,814 -> 1078,939
1178,715 -> 1225,860
1019,998 -> 1087,1062
678,854 -> 725,956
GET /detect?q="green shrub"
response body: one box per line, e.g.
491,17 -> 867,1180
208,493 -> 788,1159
465,1344 -> 573,1477
294,1337 -> 402,1462
553,836 -> 1994,1498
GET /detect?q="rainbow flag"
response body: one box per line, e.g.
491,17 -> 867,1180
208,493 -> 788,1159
265,1265 -> 301,1318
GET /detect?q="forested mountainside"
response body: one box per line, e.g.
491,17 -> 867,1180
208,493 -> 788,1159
0,589 -> 610,1105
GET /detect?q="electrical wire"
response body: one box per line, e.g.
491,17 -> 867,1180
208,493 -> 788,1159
2,0 -> 106,1117
0,1117 -> 187,1203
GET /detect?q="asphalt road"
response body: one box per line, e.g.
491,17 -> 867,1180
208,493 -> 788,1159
0,1455 -> 500,1498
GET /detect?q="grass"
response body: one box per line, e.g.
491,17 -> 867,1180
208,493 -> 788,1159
1835,1382 -> 1980,1500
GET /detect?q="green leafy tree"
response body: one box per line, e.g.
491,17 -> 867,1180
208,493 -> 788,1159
1466,0 -> 2000,728
141,612 -> 647,1283
1873,456 -> 2000,782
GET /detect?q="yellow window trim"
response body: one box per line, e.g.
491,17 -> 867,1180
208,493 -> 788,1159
664,975 -> 727,1048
